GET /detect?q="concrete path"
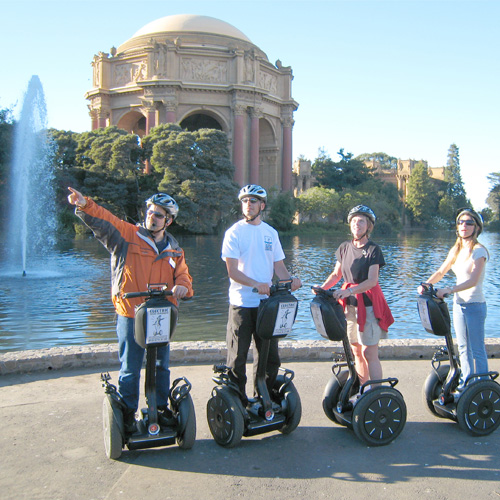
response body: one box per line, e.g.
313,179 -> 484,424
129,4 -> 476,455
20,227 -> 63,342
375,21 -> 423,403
1,357 -> 499,500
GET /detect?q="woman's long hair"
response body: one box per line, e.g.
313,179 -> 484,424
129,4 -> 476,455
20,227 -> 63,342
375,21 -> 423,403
448,224 -> 489,266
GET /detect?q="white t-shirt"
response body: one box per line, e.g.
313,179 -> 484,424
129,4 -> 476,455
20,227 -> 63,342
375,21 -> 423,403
221,219 -> 285,307
451,245 -> 488,304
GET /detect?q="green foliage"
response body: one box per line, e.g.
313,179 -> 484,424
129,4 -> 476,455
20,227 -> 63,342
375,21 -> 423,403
439,143 -> 468,221
355,152 -> 398,169
0,107 -> 14,226
312,148 -> 372,191
267,190 -> 296,231
297,186 -> 340,223
405,162 -> 438,225
149,126 -> 239,234
487,172 -> 500,218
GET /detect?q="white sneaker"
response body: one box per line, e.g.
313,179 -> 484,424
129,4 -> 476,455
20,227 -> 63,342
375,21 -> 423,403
349,392 -> 361,405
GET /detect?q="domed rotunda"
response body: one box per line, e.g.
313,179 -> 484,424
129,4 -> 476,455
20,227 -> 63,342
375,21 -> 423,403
85,14 -> 298,191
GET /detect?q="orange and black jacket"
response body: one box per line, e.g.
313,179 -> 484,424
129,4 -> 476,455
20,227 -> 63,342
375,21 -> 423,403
76,198 -> 193,318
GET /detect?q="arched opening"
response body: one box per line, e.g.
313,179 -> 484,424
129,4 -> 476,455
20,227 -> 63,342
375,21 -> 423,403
117,111 -> 147,137
180,113 -> 223,132
258,118 -> 279,188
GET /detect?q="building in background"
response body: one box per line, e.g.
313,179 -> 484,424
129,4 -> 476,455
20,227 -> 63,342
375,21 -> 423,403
85,14 -> 298,191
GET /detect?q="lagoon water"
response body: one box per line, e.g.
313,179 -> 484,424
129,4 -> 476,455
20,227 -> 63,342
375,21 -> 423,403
1,230 -> 499,352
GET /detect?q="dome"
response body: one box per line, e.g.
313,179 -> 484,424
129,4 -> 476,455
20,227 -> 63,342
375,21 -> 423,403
130,14 -> 252,43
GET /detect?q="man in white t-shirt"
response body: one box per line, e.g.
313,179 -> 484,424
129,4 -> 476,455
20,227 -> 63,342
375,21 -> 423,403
221,185 -> 302,406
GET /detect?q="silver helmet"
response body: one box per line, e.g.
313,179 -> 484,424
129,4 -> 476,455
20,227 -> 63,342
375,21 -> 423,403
145,193 -> 179,220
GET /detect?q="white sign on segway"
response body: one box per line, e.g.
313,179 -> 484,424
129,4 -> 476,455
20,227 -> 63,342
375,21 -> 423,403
417,299 -> 433,333
146,307 -> 171,344
273,301 -> 297,336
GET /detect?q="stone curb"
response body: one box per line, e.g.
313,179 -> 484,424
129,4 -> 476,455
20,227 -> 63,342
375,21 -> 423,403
1,339 -> 500,375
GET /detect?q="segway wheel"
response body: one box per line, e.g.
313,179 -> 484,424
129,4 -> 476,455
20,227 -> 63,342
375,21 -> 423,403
206,389 -> 244,448
422,365 -> 450,417
279,381 -> 302,435
352,386 -> 407,447
102,396 -> 124,460
322,371 -> 349,426
176,394 -> 197,449
456,380 -> 500,436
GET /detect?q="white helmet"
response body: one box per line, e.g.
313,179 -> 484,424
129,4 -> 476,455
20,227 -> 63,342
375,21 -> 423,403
238,184 -> 267,203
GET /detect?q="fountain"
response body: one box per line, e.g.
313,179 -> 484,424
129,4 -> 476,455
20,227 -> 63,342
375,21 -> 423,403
7,75 -> 57,276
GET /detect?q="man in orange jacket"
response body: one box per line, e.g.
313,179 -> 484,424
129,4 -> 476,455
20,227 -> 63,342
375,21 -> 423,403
68,187 -> 193,433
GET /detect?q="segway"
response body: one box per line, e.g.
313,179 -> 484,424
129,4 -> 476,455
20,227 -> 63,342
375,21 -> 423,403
101,284 -> 196,459
206,280 -> 302,447
311,287 -> 407,446
418,283 -> 500,436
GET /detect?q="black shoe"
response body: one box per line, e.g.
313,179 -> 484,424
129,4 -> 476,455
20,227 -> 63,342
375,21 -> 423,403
123,409 -> 138,435
158,406 -> 177,428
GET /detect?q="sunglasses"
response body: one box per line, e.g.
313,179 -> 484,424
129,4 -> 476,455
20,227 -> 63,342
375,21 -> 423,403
147,210 -> 169,220
241,197 -> 260,204
457,219 -> 475,227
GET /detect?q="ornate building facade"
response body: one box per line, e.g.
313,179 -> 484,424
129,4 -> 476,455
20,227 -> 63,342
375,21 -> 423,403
85,14 -> 298,191
292,158 -> 446,202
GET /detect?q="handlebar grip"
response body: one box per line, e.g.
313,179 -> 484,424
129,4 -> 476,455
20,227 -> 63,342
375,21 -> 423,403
123,291 -> 148,299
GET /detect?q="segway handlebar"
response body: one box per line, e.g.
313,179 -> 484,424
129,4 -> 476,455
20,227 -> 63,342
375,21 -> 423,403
311,286 -> 336,299
419,282 -> 450,299
252,279 -> 293,294
123,283 -> 173,300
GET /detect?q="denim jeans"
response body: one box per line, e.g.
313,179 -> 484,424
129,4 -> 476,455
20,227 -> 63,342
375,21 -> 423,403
116,314 -> 171,411
453,301 -> 488,386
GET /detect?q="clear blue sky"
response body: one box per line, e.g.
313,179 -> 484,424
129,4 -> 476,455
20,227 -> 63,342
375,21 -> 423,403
2,0 -> 498,209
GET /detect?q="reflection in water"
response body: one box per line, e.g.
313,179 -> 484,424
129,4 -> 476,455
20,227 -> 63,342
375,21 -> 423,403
1,231 -> 499,352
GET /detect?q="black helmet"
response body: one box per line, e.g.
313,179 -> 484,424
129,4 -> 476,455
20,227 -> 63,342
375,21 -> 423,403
238,184 -> 267,203
347,205 -> 376,224
456,207 -> 483,235
145,193 -> 179,220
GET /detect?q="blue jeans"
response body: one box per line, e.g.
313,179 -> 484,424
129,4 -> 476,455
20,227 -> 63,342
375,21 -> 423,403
116,315 -> 171,411
453,301 -> 488,386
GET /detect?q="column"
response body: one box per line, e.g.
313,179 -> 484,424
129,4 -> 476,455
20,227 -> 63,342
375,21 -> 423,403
281,115 -> 293,191
232,104 -> 246,186
249,107 -> 262,185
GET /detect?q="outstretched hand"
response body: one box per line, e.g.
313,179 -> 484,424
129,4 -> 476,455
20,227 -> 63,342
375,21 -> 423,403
67,187 -> 86,208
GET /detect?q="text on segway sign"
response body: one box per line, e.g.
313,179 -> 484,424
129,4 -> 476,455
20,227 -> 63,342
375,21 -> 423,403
417,299 -> 433,333
146,307 -> 172,344
273,302 -> 297,337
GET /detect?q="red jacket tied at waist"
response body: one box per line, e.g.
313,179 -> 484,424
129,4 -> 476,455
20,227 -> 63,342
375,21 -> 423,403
339,282 -> 394,332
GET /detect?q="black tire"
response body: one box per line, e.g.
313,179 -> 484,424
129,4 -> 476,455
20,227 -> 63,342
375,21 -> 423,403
422,365 -> 450,417
279,381 -> 302,435
102,396 -> 124,460
176,394 -> 196,449
352,386 -> 407,446
322,371 -> 349,426
206,389 -> 245,448
456,380 -> 500,436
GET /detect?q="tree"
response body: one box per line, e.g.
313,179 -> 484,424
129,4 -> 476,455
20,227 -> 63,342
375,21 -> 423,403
405,161 -> 438,225
439,143 -> 468,222
355,152 -> 398,169
148,126 -> 239,233
312,148 -> 372,191
267,190 -> 296,231
297,186 -> 340,223
0,106 -> 14,227
486,172 -> 500,218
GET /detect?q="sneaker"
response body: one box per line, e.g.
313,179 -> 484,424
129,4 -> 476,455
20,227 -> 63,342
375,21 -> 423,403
348,392 -> 361,405
123,409 -> 138,435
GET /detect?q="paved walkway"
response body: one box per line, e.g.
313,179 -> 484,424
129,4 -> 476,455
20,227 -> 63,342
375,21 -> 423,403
1,344 -> 499,500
